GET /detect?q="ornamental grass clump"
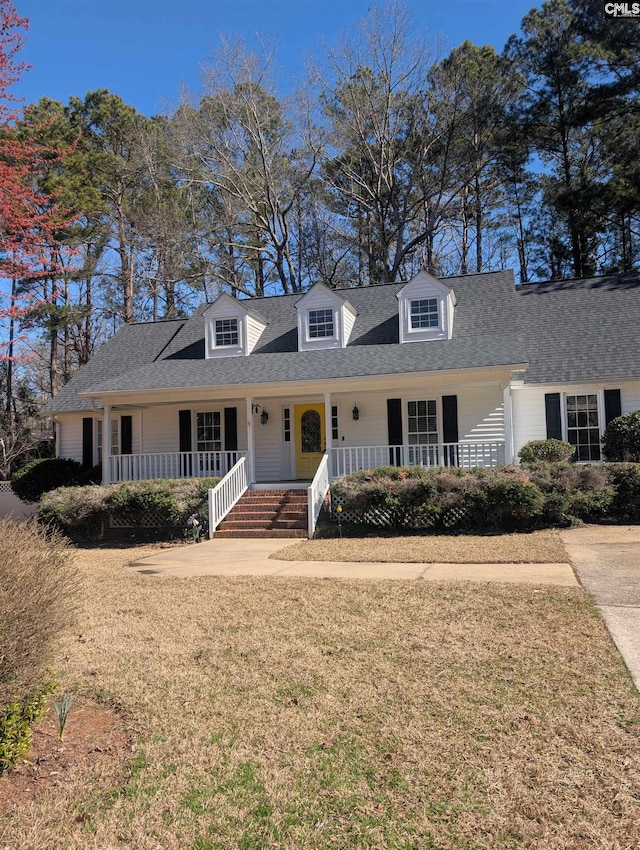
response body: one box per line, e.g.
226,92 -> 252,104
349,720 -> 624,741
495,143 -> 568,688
0,518 -> 79,775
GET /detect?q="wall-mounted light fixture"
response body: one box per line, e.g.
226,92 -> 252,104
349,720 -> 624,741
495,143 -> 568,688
252,403 -> 269,425
352,404 -> 360,421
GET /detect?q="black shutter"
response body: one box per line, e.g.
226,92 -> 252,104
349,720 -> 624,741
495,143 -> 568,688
442,395 -> 459,443
545,393 -> 562,440
387,398 -> 403,466
82,417 -> 94,467
224,407 -> 238,451
120,415 -> 133,455
179,410 -> 192,452
604,389 -> 622,426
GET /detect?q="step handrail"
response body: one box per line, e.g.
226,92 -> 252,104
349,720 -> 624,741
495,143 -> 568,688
208,456 -> 249,538
307,453 -> 330,539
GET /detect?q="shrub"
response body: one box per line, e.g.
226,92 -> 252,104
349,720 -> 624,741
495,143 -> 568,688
518,439 -> 575,465
10,457 -> 100,503
464,467 -> 544,532
602,411 -> 640,462
0,519 -> 78,774
604,463 -> 640,521
38,477 -> 219,540
528,462 -> 614,525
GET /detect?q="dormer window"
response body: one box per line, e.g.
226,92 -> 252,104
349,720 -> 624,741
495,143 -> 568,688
215,318 -> 239,348
410,298 -> 439,330
308,308 -> 334,339
397,270 -> 456,343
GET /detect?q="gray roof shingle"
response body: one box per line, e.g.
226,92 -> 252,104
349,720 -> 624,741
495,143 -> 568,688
43,268 -> 640,413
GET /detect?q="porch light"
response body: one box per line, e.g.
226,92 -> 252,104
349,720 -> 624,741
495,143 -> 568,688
252,403 -> 269,425
352,404 -> 360,421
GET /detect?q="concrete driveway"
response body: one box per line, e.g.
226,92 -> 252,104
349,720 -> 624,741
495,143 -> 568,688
560,525 -> 640,691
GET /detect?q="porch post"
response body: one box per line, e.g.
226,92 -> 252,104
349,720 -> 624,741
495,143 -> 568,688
246,397 -> 255,484
502,382 -> 514,465
102,403 -> 112,484
323,391 -> 333,479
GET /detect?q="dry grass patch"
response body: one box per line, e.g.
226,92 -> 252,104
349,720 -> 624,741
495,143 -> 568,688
273,528 -> 568,564
1,544 -> 638,850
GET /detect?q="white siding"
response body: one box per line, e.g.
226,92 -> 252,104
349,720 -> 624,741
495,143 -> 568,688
511,380 -> 640,460
58,414 -> 85,462
246,316 -> 266,353
457,386 -> 504,442
253,399 -> 285,481
142,403 -> 248,454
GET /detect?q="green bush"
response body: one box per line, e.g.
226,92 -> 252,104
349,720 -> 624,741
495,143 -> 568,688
465,467 -> 544,532
604,463 -> 640,521
38,477 -> 219,540
10,457 -> 100,503
528,462 -> 614,525
602,411 -> 640,462
0,684 -> 53,777
518,439 -> 575,465
0,519 -> 78,774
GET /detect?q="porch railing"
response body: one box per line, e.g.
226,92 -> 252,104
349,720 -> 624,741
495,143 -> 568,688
331,441 -> 505,477
110,450 -> 247,483
308,453 -> 330,539
208,456 -> 249,538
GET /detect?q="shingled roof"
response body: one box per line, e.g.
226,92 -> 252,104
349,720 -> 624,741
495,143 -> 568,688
43,268 -> 640,414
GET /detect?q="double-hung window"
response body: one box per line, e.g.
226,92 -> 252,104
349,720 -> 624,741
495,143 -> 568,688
308,308 -> 334,339
196,411 -> 221,452
566,394 -> 601,461
215,318 -> 239,348
407,400 -> 438,466
410,298 -> 439,329
96,418 -> 120,462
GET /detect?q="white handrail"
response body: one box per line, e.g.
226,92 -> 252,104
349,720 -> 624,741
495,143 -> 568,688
331,441 -> 505,476
110,450 -> 246,483
208,456 -> 249,538
307,453 -> 330,539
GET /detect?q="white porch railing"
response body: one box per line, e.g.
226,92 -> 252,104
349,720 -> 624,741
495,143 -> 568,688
308,453 -> 330,539
110,450 -> 246,483
331,441 -> 505,477
208,456 -> 249,538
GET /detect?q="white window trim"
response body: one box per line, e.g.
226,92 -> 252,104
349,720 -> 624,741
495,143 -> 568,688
408,298 -> 440,333
305,307 -> 338,344
561,389 -> 604,462
195,409 -> 224,452
401,294 -> 447,342
96,417 -> 120,463
403,397 -> 441,446
212,316 -> 242,350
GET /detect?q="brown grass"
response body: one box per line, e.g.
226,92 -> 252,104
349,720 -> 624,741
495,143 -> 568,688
273,528 -> 568,563
1,543 -> 639,850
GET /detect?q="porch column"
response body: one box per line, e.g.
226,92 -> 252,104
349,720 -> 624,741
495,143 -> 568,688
323,391 -> 333,479
245,397 -> 255,484
502,382 -> 514,465
102,403 -> 112,484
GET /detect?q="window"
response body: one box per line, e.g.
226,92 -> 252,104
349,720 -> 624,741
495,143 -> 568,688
283,408 -> 291,442
308,308 -> 334,339
407,400 -> 438,444
196,411 -> 221,452
410,298 -> 439,329
96,418 -> 120,462
566,394 -> 601,461
215,318 -> 239,347
331,405 -> 339,441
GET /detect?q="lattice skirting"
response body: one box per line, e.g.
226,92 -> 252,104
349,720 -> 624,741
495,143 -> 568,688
0,481 -> 13,494
330,496 -> 468,530
109,511 -> 174,529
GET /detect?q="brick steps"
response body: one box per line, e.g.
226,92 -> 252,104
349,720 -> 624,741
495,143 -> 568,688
215,488 -> 309,538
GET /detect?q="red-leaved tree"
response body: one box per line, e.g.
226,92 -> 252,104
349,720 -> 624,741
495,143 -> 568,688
0,0 -> 77,475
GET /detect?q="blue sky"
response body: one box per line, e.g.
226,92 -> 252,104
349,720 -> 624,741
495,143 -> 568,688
15,0 -> 536,116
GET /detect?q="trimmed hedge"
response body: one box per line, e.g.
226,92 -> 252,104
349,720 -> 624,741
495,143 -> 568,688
38,477 -> 219,541
11,457 -> 100,503
330,462 -> 639,533
518,439 -> 575,464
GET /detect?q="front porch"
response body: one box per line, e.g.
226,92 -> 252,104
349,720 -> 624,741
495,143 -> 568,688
108,440 -> 506,484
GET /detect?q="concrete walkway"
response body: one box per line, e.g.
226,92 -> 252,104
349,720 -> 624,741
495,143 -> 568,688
129,537 -> 577,585
560,525 -> 640,691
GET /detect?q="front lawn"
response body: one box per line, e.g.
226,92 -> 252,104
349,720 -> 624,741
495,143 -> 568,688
1,545 -> 638,849
274,528 -> 568,563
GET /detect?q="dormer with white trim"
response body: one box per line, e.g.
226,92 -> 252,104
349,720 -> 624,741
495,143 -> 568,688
203,293 -> 267,358
396,269 -> 456,343
295,282 -> 357,351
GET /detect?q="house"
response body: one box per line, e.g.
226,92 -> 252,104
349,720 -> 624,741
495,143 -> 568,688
43,268 -> 640,535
